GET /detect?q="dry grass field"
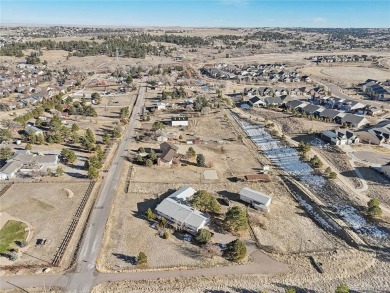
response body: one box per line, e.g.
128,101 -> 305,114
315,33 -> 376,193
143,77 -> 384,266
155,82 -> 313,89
0,182 -> 91,266
303,65 -> 390,84
99,103 -> 346,273
93,249 -> 389,293
249,107 -> 338,135
98,172 -> 227,271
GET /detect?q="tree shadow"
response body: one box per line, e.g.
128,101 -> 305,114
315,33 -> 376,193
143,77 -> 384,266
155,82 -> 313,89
217,190 -> 240,202
230,288 -> 264,293
273,282 -> 316,293
180,159 -> 197,166
112,253 -> 137,265
171,239 -> 203,259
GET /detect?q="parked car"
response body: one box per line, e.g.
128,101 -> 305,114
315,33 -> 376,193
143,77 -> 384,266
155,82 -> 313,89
183,234 -> 192,242
218,243 -> 227,250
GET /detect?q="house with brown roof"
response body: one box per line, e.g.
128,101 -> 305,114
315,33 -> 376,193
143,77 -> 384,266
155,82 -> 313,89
158,142 -> 178,167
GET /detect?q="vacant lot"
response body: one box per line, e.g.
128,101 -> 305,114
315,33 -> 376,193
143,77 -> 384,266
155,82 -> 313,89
315,146 -> 362,188
303,65 -> 390,84
250,177 -> 341,254
355,163 -> 390,208
249,107 -> 338,135
130,142 -> 261,183
93,249 -> 388,293
0,182 -> 91,266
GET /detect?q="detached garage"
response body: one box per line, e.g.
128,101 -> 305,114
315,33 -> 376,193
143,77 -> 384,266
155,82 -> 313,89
239,187 -> 272,212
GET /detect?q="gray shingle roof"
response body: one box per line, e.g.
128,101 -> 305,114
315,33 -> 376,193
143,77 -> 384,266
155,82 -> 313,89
239,187 -> 271,206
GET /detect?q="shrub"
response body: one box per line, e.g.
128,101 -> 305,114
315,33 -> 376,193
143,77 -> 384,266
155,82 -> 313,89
146,208 -> 155,220
196,154 -> 206,167
195,229 -> 212,244
310,155 -> 323,168
367,198 -> 382,218
145,159 -> 153,167
224,206 -> 248,233
191,190 -> 221,214
224,239 -> 246,262
335,283 -> 350,293
137,252 -> 147,265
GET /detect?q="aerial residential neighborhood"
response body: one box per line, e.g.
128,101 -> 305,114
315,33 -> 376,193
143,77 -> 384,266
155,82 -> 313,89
0,1 -> 389,293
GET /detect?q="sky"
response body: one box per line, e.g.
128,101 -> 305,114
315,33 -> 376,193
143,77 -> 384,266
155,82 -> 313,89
1,0 -> 389,28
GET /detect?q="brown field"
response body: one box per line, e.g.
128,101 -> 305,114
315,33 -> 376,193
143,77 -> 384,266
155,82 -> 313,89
99,104 -> 345,273
303,65 -> 390,84
93,249 -> 389,293
0,181 -> 91,266
99,161 -> 231,271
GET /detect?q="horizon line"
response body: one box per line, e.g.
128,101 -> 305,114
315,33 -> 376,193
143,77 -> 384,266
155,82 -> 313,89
1,23 -> 389,29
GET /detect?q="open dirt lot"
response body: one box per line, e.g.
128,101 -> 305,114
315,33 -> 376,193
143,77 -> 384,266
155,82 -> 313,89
250,178 -> 342,254
0,181 -> 91,266
355,163 -> 390,208
249,107 -> 338,135
129,142 -> 261,183
315,145 -> 362,189
93,249 -> 388,293
303,65 -> 390,84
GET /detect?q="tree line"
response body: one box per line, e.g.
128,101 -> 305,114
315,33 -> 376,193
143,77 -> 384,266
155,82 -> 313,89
0,34 -> 210,58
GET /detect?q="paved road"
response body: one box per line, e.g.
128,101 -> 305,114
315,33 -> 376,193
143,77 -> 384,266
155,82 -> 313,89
94,249 -> 288,285
0,249 -> 288,291
63,81 -> 146,293
312,77 -> 390,111
353,151 -> 390,166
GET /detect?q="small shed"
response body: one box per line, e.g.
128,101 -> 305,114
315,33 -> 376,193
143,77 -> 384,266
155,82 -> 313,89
239,187 -> 272,212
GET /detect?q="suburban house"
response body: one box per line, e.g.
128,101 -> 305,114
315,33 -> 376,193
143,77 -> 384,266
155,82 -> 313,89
156,102 -> 166,110
171,116 -> 189,127
357,121 -> 390,145
264,96 -> 283,106
381,162 -> 390,178
321,129 -> 359,145
155,186 -> 210,234
248,96 -> 265,107
0,152 -> 59,179
317,108 -> 342,121
301,104 -> 325,116
336,113 -> 368,129
366,106 -> 383,116
0,161 -> 23,180
285,100 -> 309,110
158,142 -> 178,166
239,187 -> 272,212
25,124 -> 44,136
364,83 -> 389,100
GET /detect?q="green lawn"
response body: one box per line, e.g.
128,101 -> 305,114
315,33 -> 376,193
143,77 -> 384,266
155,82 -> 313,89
0,220 -> 28,254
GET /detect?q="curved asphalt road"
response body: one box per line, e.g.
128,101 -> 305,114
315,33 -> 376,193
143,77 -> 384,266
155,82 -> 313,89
312,77 -> 390,111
